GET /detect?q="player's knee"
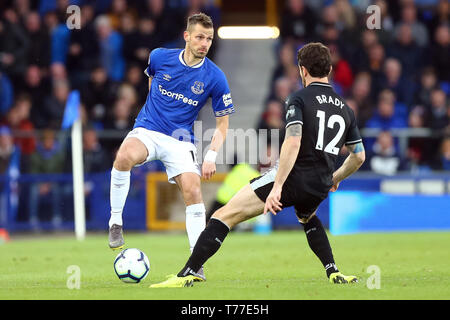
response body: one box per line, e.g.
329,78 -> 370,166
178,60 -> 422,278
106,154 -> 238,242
183,185 -> 202,203
114,138 -> 148,171
114,149 -> 139,171
298,217 -> 308,224
296,210 -> 316,225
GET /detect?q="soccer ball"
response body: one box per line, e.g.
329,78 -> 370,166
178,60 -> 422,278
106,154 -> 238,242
114,248 -> 150,283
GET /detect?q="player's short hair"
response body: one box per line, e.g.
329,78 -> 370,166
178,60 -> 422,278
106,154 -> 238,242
187,13 -> 213,31
297,42 -> 332,78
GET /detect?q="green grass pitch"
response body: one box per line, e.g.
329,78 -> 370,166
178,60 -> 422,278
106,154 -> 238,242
0,230 -> 449,300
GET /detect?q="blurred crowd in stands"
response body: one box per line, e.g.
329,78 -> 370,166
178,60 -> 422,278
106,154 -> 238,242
0,0 -> 449,180
259,0 -> 449,175
0,0 -> 220,177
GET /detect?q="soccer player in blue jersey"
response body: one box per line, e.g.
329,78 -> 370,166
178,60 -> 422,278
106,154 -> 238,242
108,13 -> 234,281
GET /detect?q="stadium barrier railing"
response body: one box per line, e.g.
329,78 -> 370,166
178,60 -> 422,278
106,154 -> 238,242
1,128 -> 449,233
1,170 -> 450,233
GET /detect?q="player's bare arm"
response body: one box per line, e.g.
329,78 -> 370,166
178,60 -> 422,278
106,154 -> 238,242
264,123 -> 302,215
330,142 -> 365,192
202,115 -> 229,180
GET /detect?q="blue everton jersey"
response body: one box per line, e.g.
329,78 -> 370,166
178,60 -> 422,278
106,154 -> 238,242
134,48 -> 235,143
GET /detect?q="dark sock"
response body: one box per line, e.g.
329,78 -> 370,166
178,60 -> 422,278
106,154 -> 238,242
302,216 -> 339,278
178,218 -> 230,277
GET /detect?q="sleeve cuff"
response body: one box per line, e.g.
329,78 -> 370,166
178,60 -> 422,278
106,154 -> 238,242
345,139 -> 362,145
285,120 -> 303,128
215,107 -> 235,117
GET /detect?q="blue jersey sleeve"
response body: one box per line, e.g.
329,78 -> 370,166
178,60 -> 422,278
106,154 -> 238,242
144,48 -> 162,78
211,71 -> 235,117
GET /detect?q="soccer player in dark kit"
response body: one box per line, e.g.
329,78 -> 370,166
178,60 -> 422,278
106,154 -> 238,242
150,42 -> 366,288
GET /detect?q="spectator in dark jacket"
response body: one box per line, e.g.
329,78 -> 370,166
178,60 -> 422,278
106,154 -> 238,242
81,66 -> 118,126
66,4 -> 100,89
427,24 -> 449,82
22,65 -> 51,128
29,128 -> 65,225
349,71 -> 374,128
133,15 -> 161,71
378,57 -> 415,107
42,79 -> 70,129
428,88 -> 449,131
144,0 -> 185,47
414,66 -> 439,107
24,11 -> 51,68
120,11 -> 141,66
124,63 -> 148,107
351,29 -> 379,73
270,41 -> 297,88
426,0 -> 449,39
0,10 -> 30,88
387,23 -> 423,80
103,97 -> 135,158
83,127 -> 110,173
279,0 -> 317,44
366,43 -> 385,96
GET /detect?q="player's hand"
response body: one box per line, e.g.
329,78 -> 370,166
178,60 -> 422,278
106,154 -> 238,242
264,185 -> 283,215
330,181 -> 340,192
202,161 -> 216,180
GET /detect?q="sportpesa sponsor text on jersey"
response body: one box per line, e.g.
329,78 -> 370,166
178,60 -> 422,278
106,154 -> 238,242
134,48 -> 235,143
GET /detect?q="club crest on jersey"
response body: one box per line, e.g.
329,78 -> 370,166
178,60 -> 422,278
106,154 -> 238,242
286,105 -> 296,119
191,81 -> 205,95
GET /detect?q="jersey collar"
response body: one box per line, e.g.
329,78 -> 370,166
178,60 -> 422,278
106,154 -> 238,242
179,49 -> 205,69
309,81 -> 332,88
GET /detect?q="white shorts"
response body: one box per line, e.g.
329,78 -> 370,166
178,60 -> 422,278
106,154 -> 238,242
124,127 -> 201,184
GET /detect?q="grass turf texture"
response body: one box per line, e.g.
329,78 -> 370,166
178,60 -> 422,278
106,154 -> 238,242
0,231 -> 449,300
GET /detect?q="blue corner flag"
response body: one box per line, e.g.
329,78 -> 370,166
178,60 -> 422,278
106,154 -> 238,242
62,90 -> 80,129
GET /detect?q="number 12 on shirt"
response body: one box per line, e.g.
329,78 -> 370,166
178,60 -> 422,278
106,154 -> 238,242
315,110 -> 345,155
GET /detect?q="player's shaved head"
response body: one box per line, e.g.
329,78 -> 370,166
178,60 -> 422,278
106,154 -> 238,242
186,12 -> 213,32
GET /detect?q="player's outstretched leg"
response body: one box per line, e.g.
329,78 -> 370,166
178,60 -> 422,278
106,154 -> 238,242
301,215 -> 358,284
150,185 -> 264,288
149,217 -> 229,288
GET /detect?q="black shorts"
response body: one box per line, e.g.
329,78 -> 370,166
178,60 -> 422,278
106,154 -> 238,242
249,166 -> 326,221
